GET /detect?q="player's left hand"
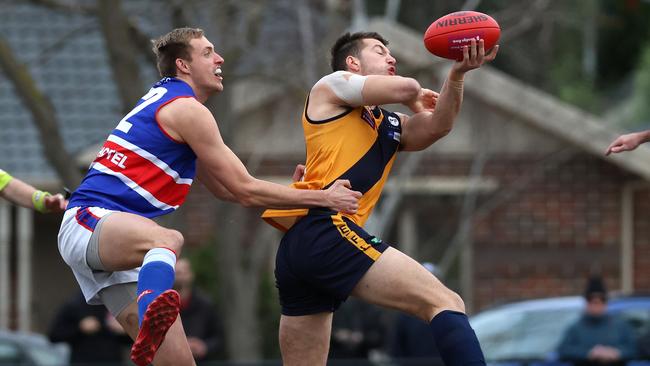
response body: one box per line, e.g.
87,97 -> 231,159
292,164 -> 306,182
406,88 -> 438,113
451,38 -> 499,75
325,179 -> 361,214
44,193 -> 67,213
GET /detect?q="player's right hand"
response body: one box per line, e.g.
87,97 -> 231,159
325,179 -> 361,214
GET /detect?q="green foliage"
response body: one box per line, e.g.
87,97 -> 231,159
631,43 -> 650,125
597,0 -> 650,88
184,245 -> 221,305
549,52 -> 600,111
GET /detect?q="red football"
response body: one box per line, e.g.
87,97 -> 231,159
424,11 -> 500,61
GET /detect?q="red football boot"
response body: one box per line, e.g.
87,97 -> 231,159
130,289 -> 180,366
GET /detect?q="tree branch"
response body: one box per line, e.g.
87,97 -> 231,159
26,0 -> 96,15
29,21 -> 96,67
0,35 -> 83,187
97,0 -> 145,114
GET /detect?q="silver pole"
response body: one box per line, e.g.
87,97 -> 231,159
17,207 -> 32,332
0,202 -> 10,329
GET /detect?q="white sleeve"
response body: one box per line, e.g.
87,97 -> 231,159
315,71 -> 368,106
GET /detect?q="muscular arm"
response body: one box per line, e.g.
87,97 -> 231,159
196,162 -> 237,202
197,163 -> 305,203
400,39 -> 499,151
0,175 -> 37,208
159,98 -> 360,210
398,75 -> 463,151
0,171 -> 66,212
307,72 -> 421,120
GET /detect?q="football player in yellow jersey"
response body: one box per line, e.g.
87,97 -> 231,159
263,32 -> 498,366
0,168 -> 67,213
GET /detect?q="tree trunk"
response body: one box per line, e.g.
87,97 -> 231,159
217,205 -> 275,360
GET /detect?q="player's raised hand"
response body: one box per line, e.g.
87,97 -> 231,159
605,131 -> 650,155
324,179 -> 361,214
453,38 -> 499,74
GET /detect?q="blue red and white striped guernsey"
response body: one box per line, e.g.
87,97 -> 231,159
68,77 -> 198,218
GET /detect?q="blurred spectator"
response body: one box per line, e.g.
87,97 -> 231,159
330,297 -> 388,360
388,263 -> 442,363
48,290 -> 130,364
557,276 -> 637,366
174,257 -> 225,362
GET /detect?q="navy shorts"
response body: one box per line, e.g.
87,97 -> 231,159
275,209 -> 389,316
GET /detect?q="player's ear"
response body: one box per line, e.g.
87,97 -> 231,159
176,58 -> 190,74
346,55 -> 360,72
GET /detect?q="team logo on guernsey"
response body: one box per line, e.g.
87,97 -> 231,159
388,115 -> 399,126
360,108 -> 376,129
97,146 -> 128,168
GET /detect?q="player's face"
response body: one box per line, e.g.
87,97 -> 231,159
187,36 -> 224,94
357,38 -> 396,76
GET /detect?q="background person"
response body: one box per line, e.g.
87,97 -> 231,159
49,290 -> 131,365
557,276 -> 637,365
174,258 -> 224,363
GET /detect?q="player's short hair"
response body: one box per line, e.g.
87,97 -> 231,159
330,32 -> 389,72
152,27 -> 205,77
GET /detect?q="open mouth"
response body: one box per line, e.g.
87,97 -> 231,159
214,67 -> 222,78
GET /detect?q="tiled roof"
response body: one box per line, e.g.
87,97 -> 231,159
0,2 -> 164,182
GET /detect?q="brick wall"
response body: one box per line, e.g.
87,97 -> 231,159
634,188 -> 650,290
463,154 -> 641,310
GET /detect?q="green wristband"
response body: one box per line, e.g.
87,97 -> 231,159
32,190 -> 51,213
0,170 -> 13,191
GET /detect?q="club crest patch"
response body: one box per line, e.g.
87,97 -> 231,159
360,108 -> 376,128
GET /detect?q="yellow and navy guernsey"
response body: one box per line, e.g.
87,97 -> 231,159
262,98 -> 402,234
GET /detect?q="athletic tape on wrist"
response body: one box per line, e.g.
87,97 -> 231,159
0,170 -> 13,191
32,190 -> 51,213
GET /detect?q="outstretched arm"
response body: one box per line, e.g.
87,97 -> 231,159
160,99 -> 361,212
197,163 -> 306,202
399,39 -> 499,151
196,162 -> 237,202
0,169 -> 67,213
605,130 -> 650,155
